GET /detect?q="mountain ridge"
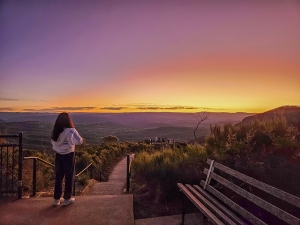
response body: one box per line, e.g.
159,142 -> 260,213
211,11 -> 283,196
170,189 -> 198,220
0,111 -> 254,128
237,105 -> 300,126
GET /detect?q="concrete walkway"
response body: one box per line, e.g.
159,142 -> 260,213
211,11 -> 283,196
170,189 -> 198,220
0,154 -> 204,225
86,154 -> 133,195
0,154 -> 135,225
0,195 -> 133,225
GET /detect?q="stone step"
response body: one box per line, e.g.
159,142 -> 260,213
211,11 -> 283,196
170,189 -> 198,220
86,181 -> 126,195
0,195 -> 134,225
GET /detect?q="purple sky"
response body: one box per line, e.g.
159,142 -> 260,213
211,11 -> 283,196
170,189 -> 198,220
1,1 -> 300,113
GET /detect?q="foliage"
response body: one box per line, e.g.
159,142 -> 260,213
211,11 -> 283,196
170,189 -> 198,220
101,135 -> 119,143
203,117 -> 300,198
19,140 -> 150,195
205,116 -> 299,160
131,145 -> 207,202
131,116 -> 300,204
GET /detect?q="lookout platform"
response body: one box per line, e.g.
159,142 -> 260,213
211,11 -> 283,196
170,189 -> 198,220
0,154 -> 200,225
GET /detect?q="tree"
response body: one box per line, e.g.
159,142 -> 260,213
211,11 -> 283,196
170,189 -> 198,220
102,135 -> 119,143
193,112 -> 209,142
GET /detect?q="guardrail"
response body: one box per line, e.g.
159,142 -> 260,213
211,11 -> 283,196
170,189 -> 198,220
126,154 -> 134,192
23,157 -> 54,196
23,156 -> 101,197
73,163 -> 101,196
0,133 -> 23,199
1,133 -> 103,198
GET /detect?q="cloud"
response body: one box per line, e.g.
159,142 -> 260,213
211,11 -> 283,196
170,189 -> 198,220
201,107 -> 228,111
0,98 -> 19,101
30,99 -> 50,102
22,107 -> 97,112
100,107 -> 128,111
122,103 -> 201,110
0,98 -> 48,102
136,106 -> 201,110
0,107 -> 16,111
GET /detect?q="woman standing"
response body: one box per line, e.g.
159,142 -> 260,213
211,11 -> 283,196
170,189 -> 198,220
51,112 -> 83,207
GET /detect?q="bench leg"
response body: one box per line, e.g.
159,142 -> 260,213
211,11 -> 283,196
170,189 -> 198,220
180,192 -> 187,225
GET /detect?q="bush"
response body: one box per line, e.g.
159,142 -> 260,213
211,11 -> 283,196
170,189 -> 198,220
22,139 -> 136,194
101,135 -> 119,143
131,145 -> 207,202
205,117 -> 300,161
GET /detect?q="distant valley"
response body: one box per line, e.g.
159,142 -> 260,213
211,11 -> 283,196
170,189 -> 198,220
0,111 -> 255,151
1,106 -> 299,152
0,111 -> 253,127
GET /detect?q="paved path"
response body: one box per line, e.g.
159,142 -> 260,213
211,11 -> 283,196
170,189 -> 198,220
0,195 -> 133,225
86,154 -> 133,195
0,154 -> 204,225
0,154 -> 135,225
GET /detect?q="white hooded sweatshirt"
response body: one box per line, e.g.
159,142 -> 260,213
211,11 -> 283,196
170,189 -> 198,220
51,128 -> 83,155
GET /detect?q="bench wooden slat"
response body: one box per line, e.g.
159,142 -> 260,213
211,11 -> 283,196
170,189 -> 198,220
204,168 -> 300,225
204,159 -> 215,189
200,180 -> 268,225
207,158 -> 300,208
193,185 -> 247,225
177,183 -> 225,225
185,184 -> 237,225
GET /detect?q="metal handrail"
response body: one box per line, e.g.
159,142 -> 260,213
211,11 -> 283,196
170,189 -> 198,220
73,163 -> 101,196
23,157 -> 54,196
23,156 -> 102,196
126,154 -> 134,192
24,157 -> 54,167
75,163 -> 92,177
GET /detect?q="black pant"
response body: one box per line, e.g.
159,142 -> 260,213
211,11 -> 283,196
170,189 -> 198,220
54,152 -> 75,200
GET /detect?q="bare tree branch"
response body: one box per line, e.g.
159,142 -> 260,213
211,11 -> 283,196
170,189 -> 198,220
193,112 -> 209,141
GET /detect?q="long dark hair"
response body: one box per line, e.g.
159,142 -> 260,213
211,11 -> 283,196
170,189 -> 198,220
51,112 -> 75,141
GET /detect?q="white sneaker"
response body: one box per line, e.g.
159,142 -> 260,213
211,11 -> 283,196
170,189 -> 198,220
62,198 -> 75,206
53,198 -> 64,207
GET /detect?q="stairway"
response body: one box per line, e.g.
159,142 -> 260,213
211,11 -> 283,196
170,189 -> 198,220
86,154 -> 129,195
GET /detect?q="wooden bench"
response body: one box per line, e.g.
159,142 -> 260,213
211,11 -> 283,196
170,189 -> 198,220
177,158 -> 300,225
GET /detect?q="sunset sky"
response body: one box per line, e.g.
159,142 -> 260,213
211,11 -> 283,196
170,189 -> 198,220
1,0 -> 299,113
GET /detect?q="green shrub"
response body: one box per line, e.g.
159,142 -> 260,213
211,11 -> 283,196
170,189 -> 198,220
205,118 -> 300,161
131,145 -> 207,202
101,135 -> 119,143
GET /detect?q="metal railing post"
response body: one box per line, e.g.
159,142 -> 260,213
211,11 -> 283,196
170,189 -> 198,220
126,154 -> 130,192
73,177 -> 76,196
33,158 -> 37,196
18,132 -> 23,199
0,146 -> 2,197
90,166 -> 93,179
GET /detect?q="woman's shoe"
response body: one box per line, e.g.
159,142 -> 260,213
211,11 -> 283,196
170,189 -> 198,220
62,198 -> 75,206
53,198 -> 64,207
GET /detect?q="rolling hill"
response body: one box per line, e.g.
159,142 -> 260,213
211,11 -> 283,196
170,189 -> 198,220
236,105 -> 300,126
0,111 -> 255,151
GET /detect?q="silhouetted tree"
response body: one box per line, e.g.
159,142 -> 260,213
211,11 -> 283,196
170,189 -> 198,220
193,112 -> 209,142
